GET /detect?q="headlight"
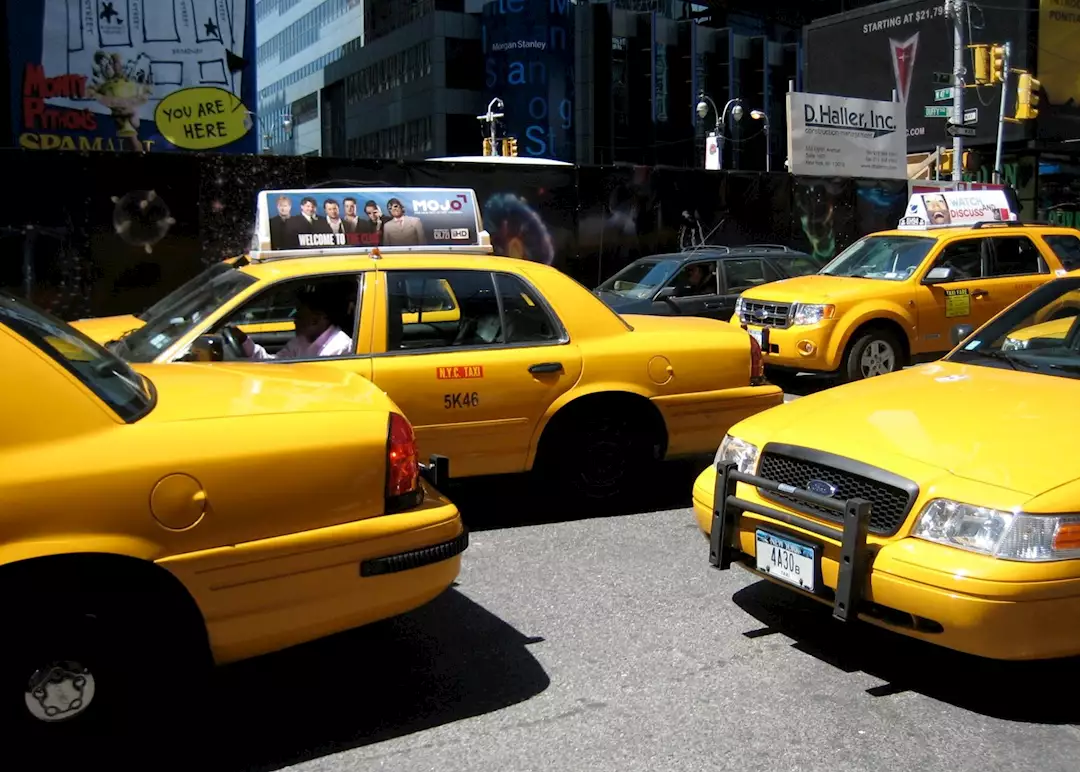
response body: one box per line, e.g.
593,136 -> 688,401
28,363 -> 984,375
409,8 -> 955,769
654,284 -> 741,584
912,498 -> 1080,561
791,303 -> 835,326
714,434 -> 759,474
1001,337 -> 1028,351
734,297 -> 744,317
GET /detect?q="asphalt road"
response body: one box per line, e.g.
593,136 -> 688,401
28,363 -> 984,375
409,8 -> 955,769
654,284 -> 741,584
156,378 -> 1080,772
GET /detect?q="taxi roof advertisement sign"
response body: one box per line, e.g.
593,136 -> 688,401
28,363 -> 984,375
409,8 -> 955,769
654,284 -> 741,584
897,190 -> 1016,230
257,188 -> 483,252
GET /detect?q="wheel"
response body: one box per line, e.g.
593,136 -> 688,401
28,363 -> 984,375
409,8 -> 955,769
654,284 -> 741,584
844,328 -> 904,382
0,589 -> 206,763
536,408 -> 659,506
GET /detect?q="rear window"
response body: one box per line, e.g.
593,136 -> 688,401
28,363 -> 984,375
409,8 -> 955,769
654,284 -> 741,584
1042,234 -> 1080,271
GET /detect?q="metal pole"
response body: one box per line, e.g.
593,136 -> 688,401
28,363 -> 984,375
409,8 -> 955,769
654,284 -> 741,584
993,42 -> 1011,185
936,147 -> 941,180
949,0 -> 965,182
764,119 -> 771,172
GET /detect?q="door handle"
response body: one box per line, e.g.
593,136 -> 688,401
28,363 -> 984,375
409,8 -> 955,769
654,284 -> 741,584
703,301 -> 722,308
529,362 -> 563,374
972,289 -> 989,299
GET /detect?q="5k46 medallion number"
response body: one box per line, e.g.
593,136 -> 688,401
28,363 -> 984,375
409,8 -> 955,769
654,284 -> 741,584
444,392 -> 479,409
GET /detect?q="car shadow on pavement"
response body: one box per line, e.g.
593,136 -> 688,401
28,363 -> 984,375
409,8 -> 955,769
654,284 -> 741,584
445,457 -> 711,532
170,588 -> 549,771
733,578 -> 1080,725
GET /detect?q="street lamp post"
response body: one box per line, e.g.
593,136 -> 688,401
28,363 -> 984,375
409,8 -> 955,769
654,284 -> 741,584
696,92 -> 745,169
750,109 -> 770,172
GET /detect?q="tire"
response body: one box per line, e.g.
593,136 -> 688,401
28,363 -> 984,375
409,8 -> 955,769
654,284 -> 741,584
844,328 -> 905,382
0,588 -> 206,764
536,407 -> 659,506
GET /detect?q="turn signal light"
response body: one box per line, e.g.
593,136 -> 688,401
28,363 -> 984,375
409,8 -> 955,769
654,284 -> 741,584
1053,522 -> 1080,551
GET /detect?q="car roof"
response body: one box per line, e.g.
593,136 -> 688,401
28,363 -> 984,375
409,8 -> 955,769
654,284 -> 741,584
635,246 -> 813,264
872,223 -> 1080,241
233,251 -> 559,282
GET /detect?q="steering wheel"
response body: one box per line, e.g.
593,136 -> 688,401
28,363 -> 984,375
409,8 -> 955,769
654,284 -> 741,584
221,326 -> 246,358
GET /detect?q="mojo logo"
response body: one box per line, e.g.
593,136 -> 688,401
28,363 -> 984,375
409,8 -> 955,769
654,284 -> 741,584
413,193 -> 469,213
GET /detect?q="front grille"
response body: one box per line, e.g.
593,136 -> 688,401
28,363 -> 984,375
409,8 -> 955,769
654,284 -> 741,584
739,299 -> 792,328
756,449 -> 915,536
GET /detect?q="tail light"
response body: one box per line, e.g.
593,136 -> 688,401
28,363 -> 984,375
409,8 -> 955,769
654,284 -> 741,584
385,412 -> 422,512
749,333 -> 765,384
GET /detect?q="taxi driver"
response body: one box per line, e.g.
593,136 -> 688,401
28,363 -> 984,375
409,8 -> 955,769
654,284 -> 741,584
226,285 -> 353,360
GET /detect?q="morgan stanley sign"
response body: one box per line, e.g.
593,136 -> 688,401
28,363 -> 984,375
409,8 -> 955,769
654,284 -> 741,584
786,92 -> 908,180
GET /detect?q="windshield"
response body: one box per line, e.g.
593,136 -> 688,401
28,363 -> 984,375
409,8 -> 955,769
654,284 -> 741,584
1,293 -> 155,422
773,255 -> 824,276
117,270 -> 257,362
948,278 -> 1080,381
597,259 -> 682,299
137,260 -> 241,321
820,235 -> 936,281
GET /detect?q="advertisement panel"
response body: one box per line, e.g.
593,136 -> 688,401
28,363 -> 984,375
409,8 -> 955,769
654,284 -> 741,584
897,189 -> 1016,230
1039,0 -> 1080,107
7,0 -> 256,153
256,188 -> 485,252
480,0 -> 575,161
787,92 -> 907,180
804,0 -> 1029,153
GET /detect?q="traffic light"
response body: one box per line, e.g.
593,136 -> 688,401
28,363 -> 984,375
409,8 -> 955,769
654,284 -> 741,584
990,44 -> 1006,84
505,137 -> 518,156
483,137 -> 494,156
939,150 -> 977,175
939,150 -> 953,175
1016,72 -> 1041,119
971,44 -> 991,85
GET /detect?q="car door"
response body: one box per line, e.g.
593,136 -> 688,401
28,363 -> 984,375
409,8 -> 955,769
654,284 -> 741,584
914,237 -> 1039,354
720,257 -> 781,319
651,259 -> 723,317
369,267 -> 583,478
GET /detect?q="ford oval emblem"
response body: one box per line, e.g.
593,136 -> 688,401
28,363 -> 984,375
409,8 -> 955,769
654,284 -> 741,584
755,307 -> 768,319
807,479 -> 838,497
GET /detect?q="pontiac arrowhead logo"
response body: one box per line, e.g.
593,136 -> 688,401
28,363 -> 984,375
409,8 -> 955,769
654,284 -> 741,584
889,32 -> 919,104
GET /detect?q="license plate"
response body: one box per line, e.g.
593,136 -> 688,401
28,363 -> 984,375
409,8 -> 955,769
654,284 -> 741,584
755,530 -> 815,592
748,327 -> 763,346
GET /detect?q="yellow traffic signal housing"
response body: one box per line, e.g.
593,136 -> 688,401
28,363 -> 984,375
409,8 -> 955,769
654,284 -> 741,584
939,149 -> 977,175
990,44 -> 1006,84
971,45 -> 991,84
501,137 -> 518,157
483,137 -> 494,156
939,150 -> 953,174
1016,73 -> 1040,119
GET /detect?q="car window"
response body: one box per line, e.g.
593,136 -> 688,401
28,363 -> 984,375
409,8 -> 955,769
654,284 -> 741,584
987,236 -> 1046,277
596,258 -> 682,299
495,273 -> 560,343
771,255 -> 821,277
929,239 -> 984,281
211,275 -> 361,357
1042,234 -> 1080,271
117,270 -> 257,362
0,293 -> 155,422
820,235 -> 935,280
723,258 -> 771,293
137,260 -> 242,321
666,261 -> 719,296
385,269 -> 562,351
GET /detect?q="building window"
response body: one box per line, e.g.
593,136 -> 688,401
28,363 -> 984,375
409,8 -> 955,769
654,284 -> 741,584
256,0 -> 353,66
352,116 -> 433,159
343,41 -> 431,104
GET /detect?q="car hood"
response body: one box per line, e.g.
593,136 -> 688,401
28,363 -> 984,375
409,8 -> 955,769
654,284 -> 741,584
741,274 -> 900,305
72,314 -> 144,345
620,313 -> 745,339
743,362 -> 1080,498
133,362 -> 393,423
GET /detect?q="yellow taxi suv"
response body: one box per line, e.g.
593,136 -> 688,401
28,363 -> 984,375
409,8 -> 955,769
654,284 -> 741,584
731,189 -> 1080,384
0,290 -> 466,741
695,275 -> 1080,661
75,185 -> 784,504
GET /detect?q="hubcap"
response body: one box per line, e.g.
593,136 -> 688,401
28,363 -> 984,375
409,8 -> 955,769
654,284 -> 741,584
25,661 -> 96,723
859,340 -> 896,378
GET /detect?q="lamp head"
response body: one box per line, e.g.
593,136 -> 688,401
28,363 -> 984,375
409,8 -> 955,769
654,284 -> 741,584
731,104 -> 745,122
751,109 -> 766,121
696,101 -> 709,119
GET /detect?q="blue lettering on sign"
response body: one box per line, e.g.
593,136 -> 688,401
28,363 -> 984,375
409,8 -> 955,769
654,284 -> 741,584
480,0 -> 575,161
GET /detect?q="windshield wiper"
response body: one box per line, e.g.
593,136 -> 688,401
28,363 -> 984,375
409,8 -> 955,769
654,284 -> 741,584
975,349 -> 1041,372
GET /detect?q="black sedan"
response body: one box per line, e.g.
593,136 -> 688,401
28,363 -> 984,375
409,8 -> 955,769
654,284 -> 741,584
593,245 -> 821,320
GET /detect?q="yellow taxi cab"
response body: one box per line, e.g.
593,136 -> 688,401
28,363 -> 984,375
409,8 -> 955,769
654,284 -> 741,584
0,290 -> 466,740
74,185 -> 783,503
731,189 -> 1080,383
695,275 -> 1080,661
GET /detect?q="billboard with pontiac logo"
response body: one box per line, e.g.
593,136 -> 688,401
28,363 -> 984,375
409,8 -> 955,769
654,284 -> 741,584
803,0 -> 1031,153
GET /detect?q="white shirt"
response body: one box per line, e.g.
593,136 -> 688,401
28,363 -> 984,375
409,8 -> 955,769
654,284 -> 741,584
243,325 -> 353,360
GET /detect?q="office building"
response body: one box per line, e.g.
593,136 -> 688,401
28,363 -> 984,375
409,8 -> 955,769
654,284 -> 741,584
256,0 -> 365,155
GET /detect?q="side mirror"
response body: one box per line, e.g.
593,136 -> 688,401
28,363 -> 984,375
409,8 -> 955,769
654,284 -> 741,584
655,286 -> 678,303
923,266 -> 953,284
950,323 -> 975,347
